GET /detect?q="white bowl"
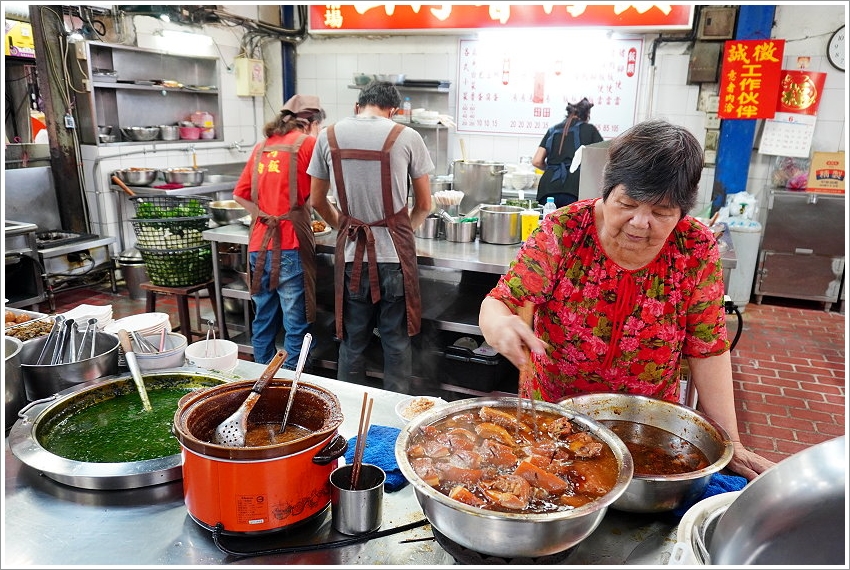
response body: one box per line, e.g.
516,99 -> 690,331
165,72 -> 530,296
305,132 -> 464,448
395,395 -> 446,422
134,332 -> 188,371
184,339 -> 239,373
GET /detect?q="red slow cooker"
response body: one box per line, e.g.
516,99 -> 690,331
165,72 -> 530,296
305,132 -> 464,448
173,379 -> 346,535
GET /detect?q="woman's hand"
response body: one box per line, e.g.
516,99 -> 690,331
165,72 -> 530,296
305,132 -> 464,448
479,297 -> 547,370
727,441 -> 775,481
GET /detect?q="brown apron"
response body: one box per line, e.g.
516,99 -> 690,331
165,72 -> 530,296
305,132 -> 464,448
326,123 -> 421,340
247,134 -> 317,323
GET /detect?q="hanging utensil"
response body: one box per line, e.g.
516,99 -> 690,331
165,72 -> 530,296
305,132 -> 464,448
213,349 -> 287,447
118,329 -> 153,412
111,175 -> 136,197
279,334 -> 312,434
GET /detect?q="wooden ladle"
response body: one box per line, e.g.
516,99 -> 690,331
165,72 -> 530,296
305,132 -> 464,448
112,175 -> 136,197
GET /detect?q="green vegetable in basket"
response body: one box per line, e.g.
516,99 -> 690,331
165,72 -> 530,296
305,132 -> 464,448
136,199 -> 207,219
145,247 -> 212,287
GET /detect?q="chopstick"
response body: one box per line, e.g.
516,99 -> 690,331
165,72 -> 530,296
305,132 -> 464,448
516,301 -> 539,439
350,392 -> 374,490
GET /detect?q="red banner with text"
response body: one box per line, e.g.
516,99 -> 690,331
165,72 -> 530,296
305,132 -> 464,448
718,39 -> 785,120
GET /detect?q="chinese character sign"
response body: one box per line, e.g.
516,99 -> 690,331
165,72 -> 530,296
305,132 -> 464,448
718,39 -> 785,119
457,37 -> 642,137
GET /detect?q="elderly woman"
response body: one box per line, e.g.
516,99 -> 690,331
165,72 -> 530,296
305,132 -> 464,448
479,119 -> 774,481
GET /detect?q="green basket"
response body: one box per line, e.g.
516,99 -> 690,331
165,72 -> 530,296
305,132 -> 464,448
137,244 -> 213,287
130,195 -> 212,219
130,216 -> 210,249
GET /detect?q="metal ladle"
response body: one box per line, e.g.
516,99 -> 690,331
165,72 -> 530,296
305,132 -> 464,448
280,334 -> 312,434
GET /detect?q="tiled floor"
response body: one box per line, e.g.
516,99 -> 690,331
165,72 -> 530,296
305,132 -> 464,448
41,275 -> 846,466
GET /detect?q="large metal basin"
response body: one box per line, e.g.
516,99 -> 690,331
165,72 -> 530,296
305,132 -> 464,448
8,370 -> 229,490
395,397 -> 633,558
559,393 -> 733,513
708,435 -> 846,565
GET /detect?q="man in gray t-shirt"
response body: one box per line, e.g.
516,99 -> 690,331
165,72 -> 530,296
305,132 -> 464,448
309,81 -> 433,393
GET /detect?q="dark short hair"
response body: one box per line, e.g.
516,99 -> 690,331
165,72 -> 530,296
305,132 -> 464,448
567,97 -> 593,121
601,119 -> 702,216
357,80 -> 401,110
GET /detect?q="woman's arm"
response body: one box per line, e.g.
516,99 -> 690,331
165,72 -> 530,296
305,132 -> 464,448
479,297 -> 546,370
688,352 -> 776,480
531,146 -> 547,171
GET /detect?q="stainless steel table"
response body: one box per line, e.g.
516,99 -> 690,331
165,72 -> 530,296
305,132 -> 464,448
4,360 -> 680,565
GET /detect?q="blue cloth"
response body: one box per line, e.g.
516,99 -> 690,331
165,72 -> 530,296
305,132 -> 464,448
673,472 -> 747,518
345,425 -> 408,492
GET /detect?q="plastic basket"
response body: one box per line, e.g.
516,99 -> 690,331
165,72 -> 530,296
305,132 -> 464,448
137,244 -> 213,287
130,195 -> 212,218
131,216 -> 210,249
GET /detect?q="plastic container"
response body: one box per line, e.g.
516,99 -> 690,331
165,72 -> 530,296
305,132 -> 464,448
401,97 -> 412,123
134,332 -> 188,371
543,196 -> 557,217
521,209 -> 541,241
440,342 -> 517,391
179,126 -> 201,140
726,219 -> 763,311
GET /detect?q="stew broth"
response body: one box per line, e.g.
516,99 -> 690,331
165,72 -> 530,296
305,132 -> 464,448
600,419 -> 710,476
406,405 -> 620,514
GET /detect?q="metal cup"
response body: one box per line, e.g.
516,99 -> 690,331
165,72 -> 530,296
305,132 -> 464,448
330,463 -> 385,535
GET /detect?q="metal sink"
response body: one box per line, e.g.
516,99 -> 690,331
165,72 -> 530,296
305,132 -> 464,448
205,174 -> 239,184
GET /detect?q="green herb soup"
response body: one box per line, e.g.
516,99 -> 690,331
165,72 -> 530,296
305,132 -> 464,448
40,388 -> 193,463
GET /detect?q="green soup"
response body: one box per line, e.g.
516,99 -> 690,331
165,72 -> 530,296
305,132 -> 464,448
40,388 -> 193,463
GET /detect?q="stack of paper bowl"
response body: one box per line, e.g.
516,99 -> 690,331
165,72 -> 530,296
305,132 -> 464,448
134,332 -> 188,372
60,304 -> 114,330
184,339 -> 239,373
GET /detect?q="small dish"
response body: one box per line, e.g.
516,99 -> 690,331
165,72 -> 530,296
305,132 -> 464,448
395,395 -> 446,422
313,228 -> 332,237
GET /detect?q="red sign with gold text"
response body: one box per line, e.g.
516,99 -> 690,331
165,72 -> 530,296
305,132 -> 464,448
718,39 -> 785,120
309,4 -> 694,33
777,70 -> 827,116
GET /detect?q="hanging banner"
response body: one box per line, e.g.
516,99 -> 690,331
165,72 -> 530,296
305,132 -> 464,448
718,39 -> 785,120
456,37 -> 642,137
309,4 -> 694,33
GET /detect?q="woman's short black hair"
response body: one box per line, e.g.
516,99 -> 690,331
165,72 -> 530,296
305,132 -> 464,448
357,80 -> 402,110
601,119 -> 703,216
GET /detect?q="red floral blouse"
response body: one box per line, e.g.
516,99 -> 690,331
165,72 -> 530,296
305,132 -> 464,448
488,199 -> 729,403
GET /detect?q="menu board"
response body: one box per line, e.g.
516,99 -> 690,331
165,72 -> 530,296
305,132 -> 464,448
456,37 -> 642,138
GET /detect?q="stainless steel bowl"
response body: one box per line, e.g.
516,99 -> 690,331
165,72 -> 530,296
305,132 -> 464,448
210,200 -> 248,225
395,397 -> 633,558
708,435 -> 846,565
120,126 -> 161,141
114,168 -> 158,186
444,220 -> 476,242
162,167 -> 206,186
373,73 -> 405,84
558,393 -> 734,513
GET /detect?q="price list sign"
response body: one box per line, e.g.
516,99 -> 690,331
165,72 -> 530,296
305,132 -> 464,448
456,37 -> 642,137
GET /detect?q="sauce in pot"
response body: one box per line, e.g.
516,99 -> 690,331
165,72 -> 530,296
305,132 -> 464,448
244,423 -> 312,447
406,405 -> 620,513
600,419 -> 710,476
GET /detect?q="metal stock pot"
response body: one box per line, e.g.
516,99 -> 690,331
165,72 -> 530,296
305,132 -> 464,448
452,160 -> 507,213
479,205 -> 523,244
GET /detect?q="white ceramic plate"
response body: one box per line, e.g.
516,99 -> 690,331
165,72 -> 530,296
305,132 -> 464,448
313,228 -> 332,237
395,396 -> 446,422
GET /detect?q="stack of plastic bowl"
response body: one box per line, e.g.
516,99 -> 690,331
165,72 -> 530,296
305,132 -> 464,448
134,332 -> 188,372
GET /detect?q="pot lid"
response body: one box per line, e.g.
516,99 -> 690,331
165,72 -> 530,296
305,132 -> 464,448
117,247 -> 144,262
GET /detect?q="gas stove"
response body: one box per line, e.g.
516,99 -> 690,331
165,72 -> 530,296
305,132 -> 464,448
35,230 -> 100,250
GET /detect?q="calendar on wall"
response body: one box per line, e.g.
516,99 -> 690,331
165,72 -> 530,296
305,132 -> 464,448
758,112 -> 817,158
456,37 -> 642,138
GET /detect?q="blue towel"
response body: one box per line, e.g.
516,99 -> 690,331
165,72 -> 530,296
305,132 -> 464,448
673,472 -> 747,518
345,425 -> 408,493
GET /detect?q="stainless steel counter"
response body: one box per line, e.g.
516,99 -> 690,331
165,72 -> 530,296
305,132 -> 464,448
3,360 -> 681,565
116,174 -> 240,197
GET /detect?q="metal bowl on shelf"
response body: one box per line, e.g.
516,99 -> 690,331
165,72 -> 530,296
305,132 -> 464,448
113,168 -> 158,186
373,73 -> 405,84
162,168 -> 206,186
210,200 -> 248,225
120,126 -> 161,142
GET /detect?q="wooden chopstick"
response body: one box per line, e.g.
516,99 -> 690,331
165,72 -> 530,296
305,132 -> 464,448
516,301 -> 539,438
350,393 -> 374,490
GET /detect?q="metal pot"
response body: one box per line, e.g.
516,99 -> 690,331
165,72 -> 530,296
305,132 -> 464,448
8,371 -> 229,489
707,435 -> 846,565
173,379 -> 347,534
558,393 -> 733,513
479,204 -> 523,244
395,397 -> 633,558
20,332 -> 121,401
5,336 -> 26,431
452,160 -> 507,213
444,219 -> 476,242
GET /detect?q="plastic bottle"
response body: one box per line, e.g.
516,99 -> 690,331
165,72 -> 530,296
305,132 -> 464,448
402,97 -> 412,123
543,196 -> 557,217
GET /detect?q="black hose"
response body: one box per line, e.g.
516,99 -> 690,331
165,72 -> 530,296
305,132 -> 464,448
212,518 -> 430,559
725,300 -> 743,351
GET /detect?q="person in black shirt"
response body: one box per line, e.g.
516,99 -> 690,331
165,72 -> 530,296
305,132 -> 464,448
532,97 -> 603,208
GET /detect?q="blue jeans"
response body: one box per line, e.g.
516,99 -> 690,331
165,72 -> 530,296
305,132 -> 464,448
249,250 -> 311,369
337,262 -> 411,394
